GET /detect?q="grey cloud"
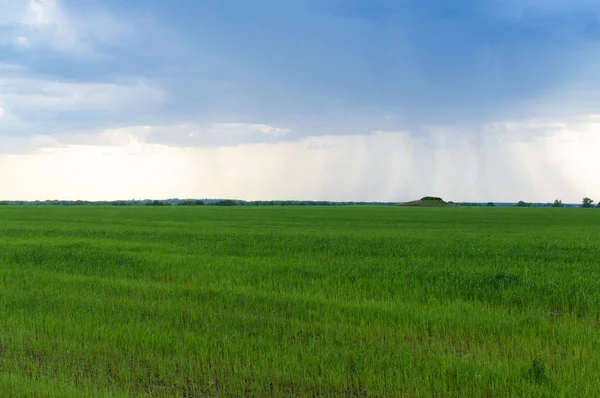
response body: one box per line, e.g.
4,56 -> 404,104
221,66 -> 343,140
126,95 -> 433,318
2,0 -> 600,148
0,65 -> 165,137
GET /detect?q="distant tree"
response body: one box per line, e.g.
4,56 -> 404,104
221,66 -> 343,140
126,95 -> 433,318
0,201 -> 8,206
582,197 -> 594,208
146,200 -> 168,206
552,199 -> 564,208
214,199 -> 238,206
515,201 -> 529,207
486,202 -> 495,207
178,200 -> 205,206
456,202 -> 483,207
597,202 -> 600,208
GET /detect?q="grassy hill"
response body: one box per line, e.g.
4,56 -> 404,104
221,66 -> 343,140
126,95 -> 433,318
396,196 -> 457,207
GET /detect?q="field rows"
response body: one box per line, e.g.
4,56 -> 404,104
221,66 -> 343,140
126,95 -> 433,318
0,206 -> 599,396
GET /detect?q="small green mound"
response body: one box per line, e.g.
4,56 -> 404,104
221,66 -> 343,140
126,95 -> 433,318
395,197 -> 456,207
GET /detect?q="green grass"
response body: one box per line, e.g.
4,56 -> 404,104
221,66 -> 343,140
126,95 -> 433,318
0,206 -> 599,396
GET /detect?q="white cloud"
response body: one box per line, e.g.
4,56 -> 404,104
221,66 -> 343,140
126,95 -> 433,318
246,123 -> 292,136
305,138 -> 333,150
0,0 -> 162,136
1,0 -> 134,54
0,122 -> 290,154
145,122 -> 292,147
188,123 -> 291,138
1,115 -> 599,202
24,0 -> 59,26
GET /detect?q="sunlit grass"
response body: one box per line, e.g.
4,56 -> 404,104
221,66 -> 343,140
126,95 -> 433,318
0,206 -> 598,396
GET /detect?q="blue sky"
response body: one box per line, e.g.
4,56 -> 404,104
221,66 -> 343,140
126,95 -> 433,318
0,0 -> 599,201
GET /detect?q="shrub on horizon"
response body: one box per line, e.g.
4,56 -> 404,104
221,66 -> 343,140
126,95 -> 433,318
179,200 -> 205,206
214,199 -> 238,206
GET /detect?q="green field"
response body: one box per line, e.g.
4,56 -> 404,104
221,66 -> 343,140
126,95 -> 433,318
0,206 -> 599,396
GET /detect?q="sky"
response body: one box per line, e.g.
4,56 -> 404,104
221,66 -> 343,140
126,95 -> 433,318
1,0 -> 599,202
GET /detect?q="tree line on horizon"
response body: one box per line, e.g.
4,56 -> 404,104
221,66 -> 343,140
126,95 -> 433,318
0,198 -> 598,208
0,199 -> 398,207
513,197 -> 599,208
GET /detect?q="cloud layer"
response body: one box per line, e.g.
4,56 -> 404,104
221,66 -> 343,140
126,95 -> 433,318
2,123 -> 598,203
1,0 -> 599,201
